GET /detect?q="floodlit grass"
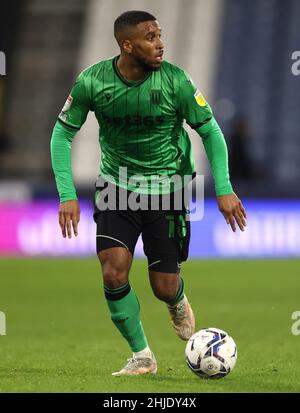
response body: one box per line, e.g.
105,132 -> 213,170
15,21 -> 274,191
0,258 -> 299,393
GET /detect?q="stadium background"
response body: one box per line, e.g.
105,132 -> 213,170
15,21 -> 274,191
1,0 -> 300,258
0,0 -> 300,394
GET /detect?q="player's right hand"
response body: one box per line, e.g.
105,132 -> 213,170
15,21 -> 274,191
58,200 -> 80,238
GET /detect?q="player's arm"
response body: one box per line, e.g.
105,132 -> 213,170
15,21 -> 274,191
50,72 -> 90,238
196,117 -> 247,232
177,72 -> 247,232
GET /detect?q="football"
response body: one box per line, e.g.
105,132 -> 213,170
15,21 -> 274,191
185,327 -> 237,379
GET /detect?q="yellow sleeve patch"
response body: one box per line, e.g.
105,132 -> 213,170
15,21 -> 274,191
194,90 -> 207,107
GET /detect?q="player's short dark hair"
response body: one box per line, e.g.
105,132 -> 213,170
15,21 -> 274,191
114,10 -> 156,34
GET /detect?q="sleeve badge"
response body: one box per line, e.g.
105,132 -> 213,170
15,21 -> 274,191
194,90 -> 207,107
61,95 -> 73,112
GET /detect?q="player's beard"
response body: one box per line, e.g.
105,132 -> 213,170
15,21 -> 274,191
134,54 -> 160,72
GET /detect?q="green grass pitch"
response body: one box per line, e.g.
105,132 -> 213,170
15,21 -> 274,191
0,258 -> 300,393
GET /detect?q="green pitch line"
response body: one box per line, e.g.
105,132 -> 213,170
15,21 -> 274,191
0,258 -> 299,393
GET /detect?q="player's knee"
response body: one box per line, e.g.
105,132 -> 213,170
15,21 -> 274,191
101,262 -> 128,288
152,286 -> 177,303
97,248 -> 130,288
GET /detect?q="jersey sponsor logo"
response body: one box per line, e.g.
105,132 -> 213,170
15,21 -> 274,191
194,89 -> 207,107
61,95 -> 73,112
150,90 -> 162,105
100,112 -> 165,127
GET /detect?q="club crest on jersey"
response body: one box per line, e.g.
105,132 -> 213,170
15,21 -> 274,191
150,90 -> 162,105
194,89 -> 207,107
62,95 -> 73,112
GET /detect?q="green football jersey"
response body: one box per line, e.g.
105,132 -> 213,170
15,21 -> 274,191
57,56 -> 213,194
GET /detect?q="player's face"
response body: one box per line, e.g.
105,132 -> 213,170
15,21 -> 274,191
130,20 -> 164,71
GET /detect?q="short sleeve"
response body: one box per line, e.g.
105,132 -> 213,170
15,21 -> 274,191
177,70 -> 213,129
58,72 -> 91,130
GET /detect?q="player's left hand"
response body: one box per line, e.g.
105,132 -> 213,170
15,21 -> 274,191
217,193 -> 247,232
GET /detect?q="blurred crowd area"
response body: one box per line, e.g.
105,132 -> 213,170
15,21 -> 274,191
0,0 -> 300,201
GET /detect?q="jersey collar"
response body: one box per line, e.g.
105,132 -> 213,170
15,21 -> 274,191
113,55 -> 152,87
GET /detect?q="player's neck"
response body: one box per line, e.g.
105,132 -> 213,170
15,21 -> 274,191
117,55 -> 150,82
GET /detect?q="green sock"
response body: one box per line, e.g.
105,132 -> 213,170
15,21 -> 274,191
104,282 -> 148,352
167,277 -> 185,307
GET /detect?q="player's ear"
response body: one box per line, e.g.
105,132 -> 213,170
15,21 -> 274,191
122,40 -> 133,54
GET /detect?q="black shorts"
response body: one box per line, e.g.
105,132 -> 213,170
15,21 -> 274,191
93,179 -> 191,273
